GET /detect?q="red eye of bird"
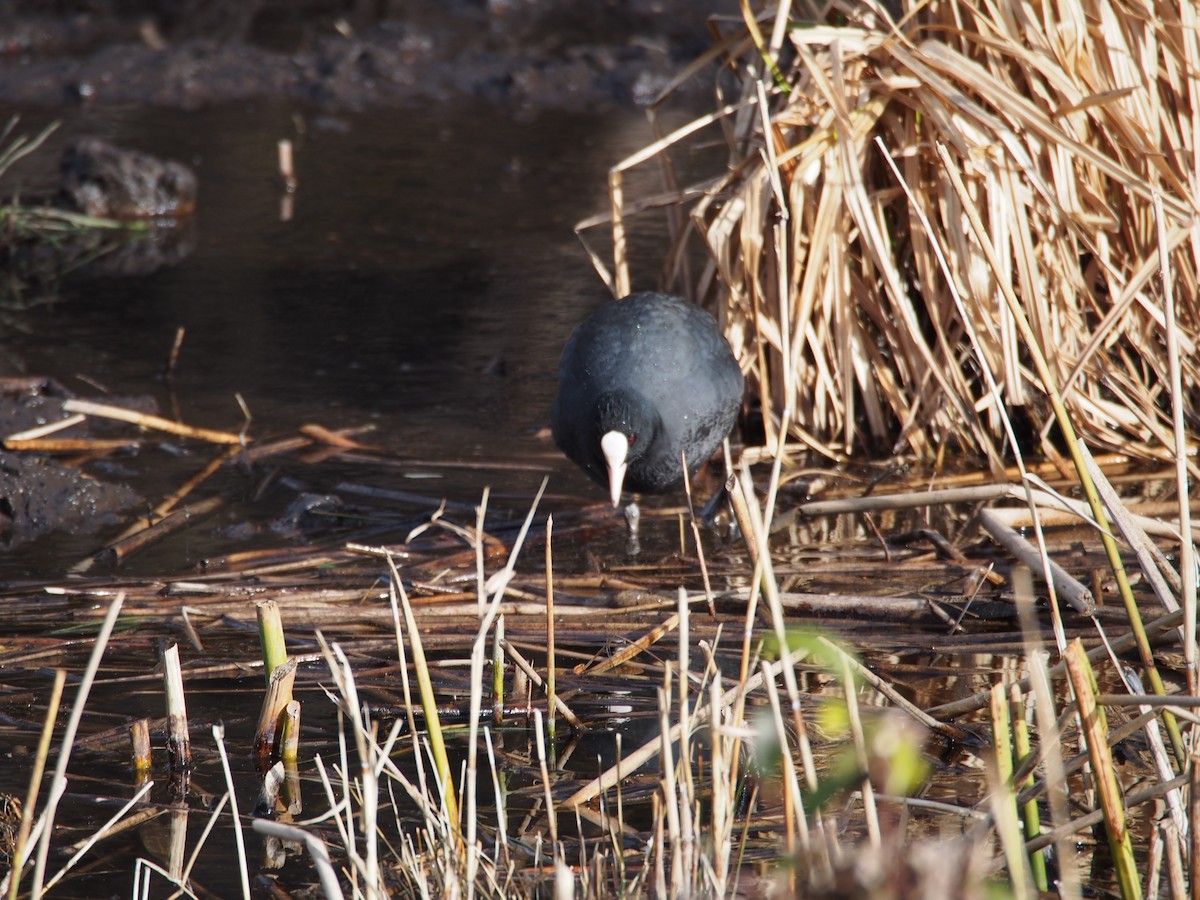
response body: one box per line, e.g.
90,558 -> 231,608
628,434 -> 637,446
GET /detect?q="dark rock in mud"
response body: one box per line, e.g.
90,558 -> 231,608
59,138 -> 197,219
0,451 -> 142,549
0,380 -> 144,548
0,377 -> 73,436
0,140 -> 197,302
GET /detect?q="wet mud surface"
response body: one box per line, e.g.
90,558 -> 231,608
0,0 -> 731,111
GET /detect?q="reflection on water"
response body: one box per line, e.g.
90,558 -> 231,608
2,100 -> 664,434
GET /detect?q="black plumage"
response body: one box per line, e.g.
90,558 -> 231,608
552,292 -> 743,505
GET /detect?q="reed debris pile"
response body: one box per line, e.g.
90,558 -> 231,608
598,0 -> 1200,466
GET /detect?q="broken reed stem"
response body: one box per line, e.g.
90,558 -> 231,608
1063,639 -> 1141,899
28,594 -> 124,900
546,514 -> 556,743
675,586 -> 695,890
609,169 -> 628,298
254,601 -> 296,761
492,614 -> 505,724
466,487 -> 494,893
129,718 -> 152,785
315,639 -> 386,900
533,709 -> 559,849
840,653 -> 880,851
6,669 -> 66,900
255,659 -> 298,762
1010,685 -> 1048,892
384,554 -> 459,832
737,460 -> 813,830
989,684 -> 1030,893
759,659 -> 809,865
212,724 -> 252,900
1190,753 -> 1200,894
280,700 -> 301,768
680,455 -> 715,615
657,673 -> 682,898
987,752 -> 1031,899
467,481 -> 544,889
257,600 -> 288,681
62,398 -> 244,444
162,643 -> 192,774
164,325 -> 186,383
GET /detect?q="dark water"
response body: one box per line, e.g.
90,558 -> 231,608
0,99 -> 700,575
3,99 -> 664,437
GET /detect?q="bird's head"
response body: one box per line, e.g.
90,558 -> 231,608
595,390 -> 660,506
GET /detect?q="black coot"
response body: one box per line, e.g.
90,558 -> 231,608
552,292 -> 743,506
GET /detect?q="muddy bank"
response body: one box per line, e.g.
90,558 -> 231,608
0,0 -> 734,110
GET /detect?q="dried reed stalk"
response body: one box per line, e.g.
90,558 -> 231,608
594,0 -> 1200,464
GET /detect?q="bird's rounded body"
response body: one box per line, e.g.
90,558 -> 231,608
552,292 -> 743,503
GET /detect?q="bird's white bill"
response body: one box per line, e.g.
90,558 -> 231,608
600,431 -> 629,507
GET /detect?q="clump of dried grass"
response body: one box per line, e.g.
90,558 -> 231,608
589,0 -> 1200,468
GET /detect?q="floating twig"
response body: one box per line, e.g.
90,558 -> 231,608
62,398 -> 244,444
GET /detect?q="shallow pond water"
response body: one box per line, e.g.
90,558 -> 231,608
1,97 -> 703,576
0,96 -> 734,895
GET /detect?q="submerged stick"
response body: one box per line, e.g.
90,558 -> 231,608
75,495 -> 225,572
112,446 -> 240,545
978,508 -> 1094,614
